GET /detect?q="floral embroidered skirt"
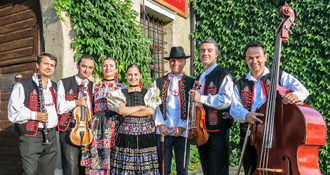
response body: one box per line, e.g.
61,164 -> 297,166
110,117 -> 159,175
81,112 -> 118,175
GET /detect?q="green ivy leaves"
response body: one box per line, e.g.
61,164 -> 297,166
55,0 -> 153,87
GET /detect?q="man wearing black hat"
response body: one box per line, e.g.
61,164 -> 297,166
153,46 -> 195,175
190,39 -> 234,175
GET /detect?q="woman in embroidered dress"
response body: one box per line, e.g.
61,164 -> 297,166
81,58 -> 127,175
107,64 -> 161,175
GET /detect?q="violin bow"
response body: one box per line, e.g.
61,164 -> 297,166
183,90 -> 191,172
160,135 -> 165,175
237,123 -> 252,175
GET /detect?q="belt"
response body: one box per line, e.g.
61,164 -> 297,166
38,127 -> 56,132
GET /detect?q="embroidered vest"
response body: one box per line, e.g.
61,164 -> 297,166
15,77 -> 57,136
236,71 -> 282,136
196,65 -> 233,132
57,76 -> 94,131
156,74 -> 195,120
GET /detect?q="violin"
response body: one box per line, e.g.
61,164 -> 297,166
249,5 -> 326,175
188,81 -> 208,146
69,82 -> 93,146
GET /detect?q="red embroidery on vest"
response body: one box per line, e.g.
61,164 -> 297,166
161,77 -> 170,120
27,89 -> 38,132
59,89 -> 75,127
265,79 -> 271,97
179,76 -> 188,119
207,82 -> 218,125
26,121 -> 36,131
240,86 -> 252,111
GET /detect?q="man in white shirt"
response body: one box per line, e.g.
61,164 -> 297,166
57,55 -> 95,175
8,53 -> 58,175
190,39 -> 234,175
230,41 -> 309,175
153,46 -> 195,175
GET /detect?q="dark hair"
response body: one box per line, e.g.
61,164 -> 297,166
37,53 -> 57,67
201,39 -> 219,52
103,57 -> 117,68
77,54 -> 95,65
244,41 -> 266,55
126,64 -> 141,74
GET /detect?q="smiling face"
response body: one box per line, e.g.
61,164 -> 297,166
102,59 -> 118,79
126,66 -> 142,86
245,46 -> 267,79
169,58 -> 186,75
199,42 -> 218,70
36,56 -> 56,78
77,58 -> 95,80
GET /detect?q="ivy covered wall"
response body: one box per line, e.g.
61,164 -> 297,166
55,0 -> 153,86
191,0 -> 329,173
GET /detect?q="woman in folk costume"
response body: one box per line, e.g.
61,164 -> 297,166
107,64 -> 161,175
81,58 -> 127,174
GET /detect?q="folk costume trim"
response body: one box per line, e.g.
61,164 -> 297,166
160,76 -> 169,120
25,86 -> 57,137
57,89 -> 75,131
25,89 -> 39,136
160,74 -> 189,120
203,79 -> 221,132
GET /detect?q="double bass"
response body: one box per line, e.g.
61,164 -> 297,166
249,5 -> 326,175
70,82 -> 93,146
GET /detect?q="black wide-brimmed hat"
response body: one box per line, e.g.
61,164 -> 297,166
163,46 -> 190,60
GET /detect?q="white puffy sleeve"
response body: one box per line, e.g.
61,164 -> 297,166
107,89 -> 126,112
144,87 -> 162,110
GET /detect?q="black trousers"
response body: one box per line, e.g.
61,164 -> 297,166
59,130 -> 85,175
19,129 -> 57,175
156,134 -> 190,175
240,138 -> 257,175
198,129 -> 230,175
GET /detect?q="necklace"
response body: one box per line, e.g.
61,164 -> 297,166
103,78 -> 115,81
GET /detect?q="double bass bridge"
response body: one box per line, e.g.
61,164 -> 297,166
257,168 -> 283,173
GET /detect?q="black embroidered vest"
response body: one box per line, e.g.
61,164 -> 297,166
236,71 -> 282,137
156,74 -> 195,120
196,65 -> 233,132
57,76 -> 94,131
15,76 -> 57,136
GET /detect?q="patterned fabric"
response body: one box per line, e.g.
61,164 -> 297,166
108,88 -> 160,175
94,83 -> 127,113
81,82 -> 126,175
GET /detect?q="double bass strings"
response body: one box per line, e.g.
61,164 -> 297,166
259,33 -> 283,174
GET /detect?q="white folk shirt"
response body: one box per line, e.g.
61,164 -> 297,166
196,64 -> 233,110
57,75 -> 92,115
8,73 -> 58,128
230,67 -> 310,123
153,73 -> 188,137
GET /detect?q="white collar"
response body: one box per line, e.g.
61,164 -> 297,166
246,67 -> 270,81
32,73 -> 52,89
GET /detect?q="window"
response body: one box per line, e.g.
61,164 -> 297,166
141,11 -> 167,80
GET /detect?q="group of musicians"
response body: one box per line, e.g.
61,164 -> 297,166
8,39 -> 309,175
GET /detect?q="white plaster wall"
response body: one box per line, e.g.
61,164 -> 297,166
40,0 -> 77,83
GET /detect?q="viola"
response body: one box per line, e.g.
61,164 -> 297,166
250,5 -> 326,175
69,82 -> 93,146
188,81 -> 208,146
